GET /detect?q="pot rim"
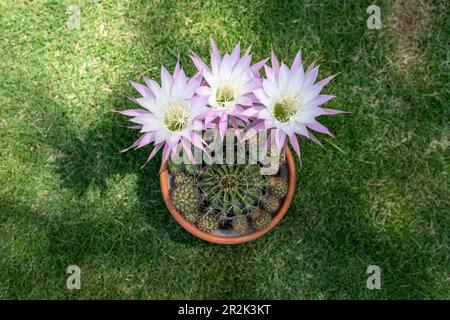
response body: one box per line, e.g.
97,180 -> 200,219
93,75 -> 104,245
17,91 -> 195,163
160,147 -> 296,244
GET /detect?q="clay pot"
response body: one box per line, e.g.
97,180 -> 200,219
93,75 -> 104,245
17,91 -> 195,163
160,147 -> 296,244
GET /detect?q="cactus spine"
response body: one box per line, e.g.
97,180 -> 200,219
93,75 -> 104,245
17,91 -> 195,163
198,214 -> 219,233
232,215 -> 250,234
198,164 -> 266,219
173,172 -> 194,188
171,184 -> 199,215
267,176 -> 288,199
249,208 -> 272,230
261,195 -> 281,214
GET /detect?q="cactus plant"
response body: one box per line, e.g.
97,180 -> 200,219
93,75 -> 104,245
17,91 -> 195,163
232,215 -> 250,234
185,163 -> 197,176
173,172 -> 194,188
198,214 -> 219,233
169,153 -> 288,235
167,158 -> 183,174
261,195 -> 281,214
249,208 -> 272,230
171,184 -> 199,215
198,164 -> 266,219
267,176 -> 288,199
183,209 -> 200,224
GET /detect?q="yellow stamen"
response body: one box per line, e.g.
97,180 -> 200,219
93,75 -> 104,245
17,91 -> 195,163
164,103 -> 190,131
215,82 -> 237,109
273,93 -> 299,122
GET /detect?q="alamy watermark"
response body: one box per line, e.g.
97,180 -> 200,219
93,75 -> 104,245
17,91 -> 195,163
66,5 -> 81,30
66,265 -> 81,290
367,5 -> 382,29
366,265 -> 381,289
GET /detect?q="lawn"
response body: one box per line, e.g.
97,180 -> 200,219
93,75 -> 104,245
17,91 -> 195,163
0,0 -> 448,299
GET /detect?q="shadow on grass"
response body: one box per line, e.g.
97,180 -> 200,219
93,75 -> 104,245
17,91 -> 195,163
49,95 -> 201,244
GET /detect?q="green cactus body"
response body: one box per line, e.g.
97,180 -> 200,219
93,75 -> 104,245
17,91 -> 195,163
183,210 -> 200,224
171,184 -> 198,214
185,163 -> 197,175
173,172 -> 194,188
198,164 -> 266,220
261,195 -> 281,214
198,214 -> 219,233
167,158 -> 183,174
232,215 -> 249,234
267,176 -> 288,199
168,159 -> 198,177
250,208 -> 272,230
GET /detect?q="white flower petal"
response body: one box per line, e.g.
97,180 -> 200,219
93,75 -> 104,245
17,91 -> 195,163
237,96 -> 253,106
294,109 -> 318,124
196,86 -> 211,96
258,108 -> 273,120
160,66 -> 173,94
155,129 -> 170,144
278,63 -> 290,89
135,97 -> 164,116
263,79 -> 281,98
140,116 -> 164,132
219,53 -> 233,79
203,69 -> 217,87
254,88 -> 270,106
288,68 -> 304,95
301,84 -> 322,103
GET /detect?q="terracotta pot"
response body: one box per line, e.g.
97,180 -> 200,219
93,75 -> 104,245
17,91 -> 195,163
160,147 -> 296,244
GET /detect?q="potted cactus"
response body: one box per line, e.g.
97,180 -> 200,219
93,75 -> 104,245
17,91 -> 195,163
160,146 -> 296,244
117,39 -> 344,244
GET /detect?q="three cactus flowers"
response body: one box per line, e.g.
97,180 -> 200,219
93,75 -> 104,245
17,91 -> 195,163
118,38 -> 345,164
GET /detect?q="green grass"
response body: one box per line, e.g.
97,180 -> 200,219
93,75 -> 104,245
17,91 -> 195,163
0,0 -> 449,299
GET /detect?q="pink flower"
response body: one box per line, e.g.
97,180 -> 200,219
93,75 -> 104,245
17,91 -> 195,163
116,63 -> 209,165
245,50 -> 345,157
191,38 -> 267,139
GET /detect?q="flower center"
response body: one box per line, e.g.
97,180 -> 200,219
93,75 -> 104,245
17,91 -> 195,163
219,175 -> 238,192
273,93 -> 299,123
215,82 -> 237,109
164,103 -> 190,132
